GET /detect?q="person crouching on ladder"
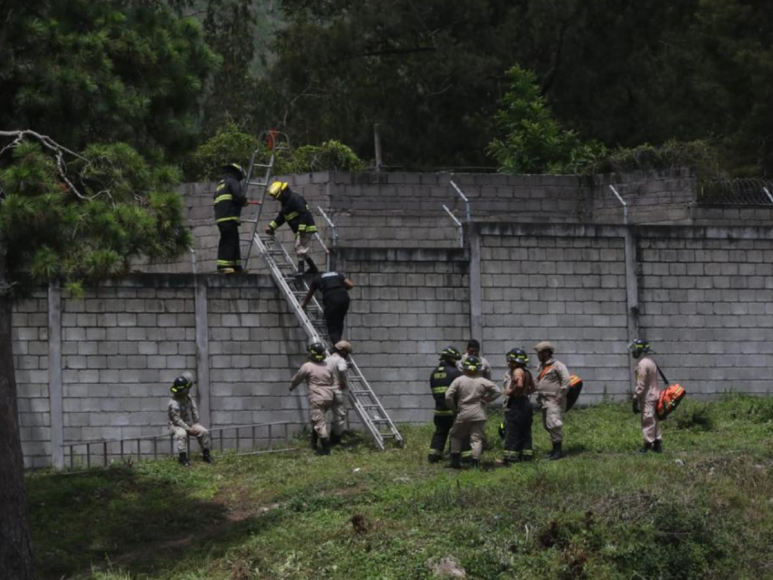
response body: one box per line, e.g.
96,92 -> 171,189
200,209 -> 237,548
265,181 -> 318,276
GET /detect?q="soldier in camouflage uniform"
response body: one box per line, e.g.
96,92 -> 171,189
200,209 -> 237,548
168,372 -> 213,467
291,342 -> 336,455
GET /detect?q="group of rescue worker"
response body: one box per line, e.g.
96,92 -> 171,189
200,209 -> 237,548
166,340 -> 354,465
427,338 -> 665,468
213,162 -> 319,277
199,160 -> 666,468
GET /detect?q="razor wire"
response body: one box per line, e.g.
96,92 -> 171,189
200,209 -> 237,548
698,178 -> 773,206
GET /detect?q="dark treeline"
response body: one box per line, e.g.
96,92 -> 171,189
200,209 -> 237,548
1,0 -> 772,175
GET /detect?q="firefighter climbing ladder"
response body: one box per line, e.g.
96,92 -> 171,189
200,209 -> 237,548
241,132 -> 403,450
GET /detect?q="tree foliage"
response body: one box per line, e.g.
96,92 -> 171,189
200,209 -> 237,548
0,0 -> 219,161
0,135 -> 191,294
487,66 -> 604,174
262,0 -> 773,176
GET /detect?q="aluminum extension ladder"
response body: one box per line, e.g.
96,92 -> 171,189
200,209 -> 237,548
241,134 -> 403,450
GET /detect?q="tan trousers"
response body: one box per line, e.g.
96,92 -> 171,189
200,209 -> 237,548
331,389 -> 347,436
170,423 -> 210,453
449,420 -> 486,460
640,398 -> 662,444
295,232 -> 312,259
540,395 -> 566,443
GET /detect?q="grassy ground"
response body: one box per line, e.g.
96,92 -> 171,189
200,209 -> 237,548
26,395 -> 773,579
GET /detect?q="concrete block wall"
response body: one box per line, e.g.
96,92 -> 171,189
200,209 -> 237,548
337,247 -> 470,423
591,169 -> 697,225
12,293 -> 50,468
637,228 -> 773,395
477,224 -> 630,402
133,169 -> 703,274
690,206 -> 773,227
60,281 -> 197,448
207,278 -> 310,435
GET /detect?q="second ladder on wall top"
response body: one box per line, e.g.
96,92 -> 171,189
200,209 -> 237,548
240,132 -> 404,450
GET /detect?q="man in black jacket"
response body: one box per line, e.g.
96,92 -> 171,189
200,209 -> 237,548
300,270 -> 354,344
213,163 -> 247,273
427,346 -> 462,463
265,181 -> 318,275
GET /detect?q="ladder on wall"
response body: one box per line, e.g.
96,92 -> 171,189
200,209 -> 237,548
241,133 -> 403,450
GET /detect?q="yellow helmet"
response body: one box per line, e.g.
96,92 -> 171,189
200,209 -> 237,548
268,181 -> 288,198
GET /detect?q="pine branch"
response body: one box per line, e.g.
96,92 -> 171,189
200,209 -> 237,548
0,130 -> 89,200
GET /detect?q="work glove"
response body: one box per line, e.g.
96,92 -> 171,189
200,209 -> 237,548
632,398 -> 641,414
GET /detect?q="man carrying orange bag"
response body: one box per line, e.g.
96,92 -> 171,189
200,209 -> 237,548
630,339 -> 663,453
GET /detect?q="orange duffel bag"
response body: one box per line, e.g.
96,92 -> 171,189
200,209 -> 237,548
655,366 -> 686,420
566,375 -> 583,411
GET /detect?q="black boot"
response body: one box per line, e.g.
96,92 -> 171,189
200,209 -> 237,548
427,452 -> 442,464
317,438 -> 331,456
330,432 -> 342,446
653,440 -> 663,453
178,452 -> 190,467
470,459 -> 480,469
310,430 -> 318,451
202,449 -> 214,464
305,257 -> 318,275
447,453 -> 462,470
637,442 -> 653,454
296,260 -> 305,275
549,442 -> 564,460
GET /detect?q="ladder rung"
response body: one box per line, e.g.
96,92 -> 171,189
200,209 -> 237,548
248,180 -> 267,187
371,418 -> 391,423
242,219 -> 258,223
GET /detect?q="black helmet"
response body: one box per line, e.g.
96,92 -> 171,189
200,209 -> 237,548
629,339 -> 651,358
170,372 -> 194,395
506,348 -> 529,366
222,163 -> 246,180
440,346 -> 461,361
308,342 -> 326,362
461,355 -> 481,373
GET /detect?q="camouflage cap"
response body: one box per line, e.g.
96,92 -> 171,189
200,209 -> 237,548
533,341 -> 555,353
335,340 -> 353,353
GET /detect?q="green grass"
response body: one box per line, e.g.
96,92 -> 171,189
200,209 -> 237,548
27,395 -> 773,579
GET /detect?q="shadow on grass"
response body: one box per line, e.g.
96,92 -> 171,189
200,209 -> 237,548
26,463 -> 275,579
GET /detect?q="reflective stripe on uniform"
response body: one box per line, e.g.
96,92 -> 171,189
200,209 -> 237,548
432,387 -> 447,394
217,260 -> 238,266
269,221 -> 278,229
214,194 -> 233,204
306,225 -> 318,233
216,216 -> 239,223
284,211 -> 299,221
434,409 -> 454,417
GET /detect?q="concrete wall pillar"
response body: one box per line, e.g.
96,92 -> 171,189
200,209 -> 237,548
624,228 -> 640,391
47,282 -> 63,469
468,223 -> 483,345
194,278 -> 211,427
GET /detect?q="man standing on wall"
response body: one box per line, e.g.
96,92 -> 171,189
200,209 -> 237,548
213,163 -> 248,274
534,341 -> 570,460
265,181 -> 318,276
300,270 -> 354,344
457,339 -> 492,380
630,339 -> 663,453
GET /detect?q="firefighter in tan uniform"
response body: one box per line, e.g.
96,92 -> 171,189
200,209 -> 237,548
630,339 -> 663,453
444,355 -> 500,469
325,340 -> 353,446
291,342 -> 336,455
167,372 -> 213,467
534,341 -> 570,460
